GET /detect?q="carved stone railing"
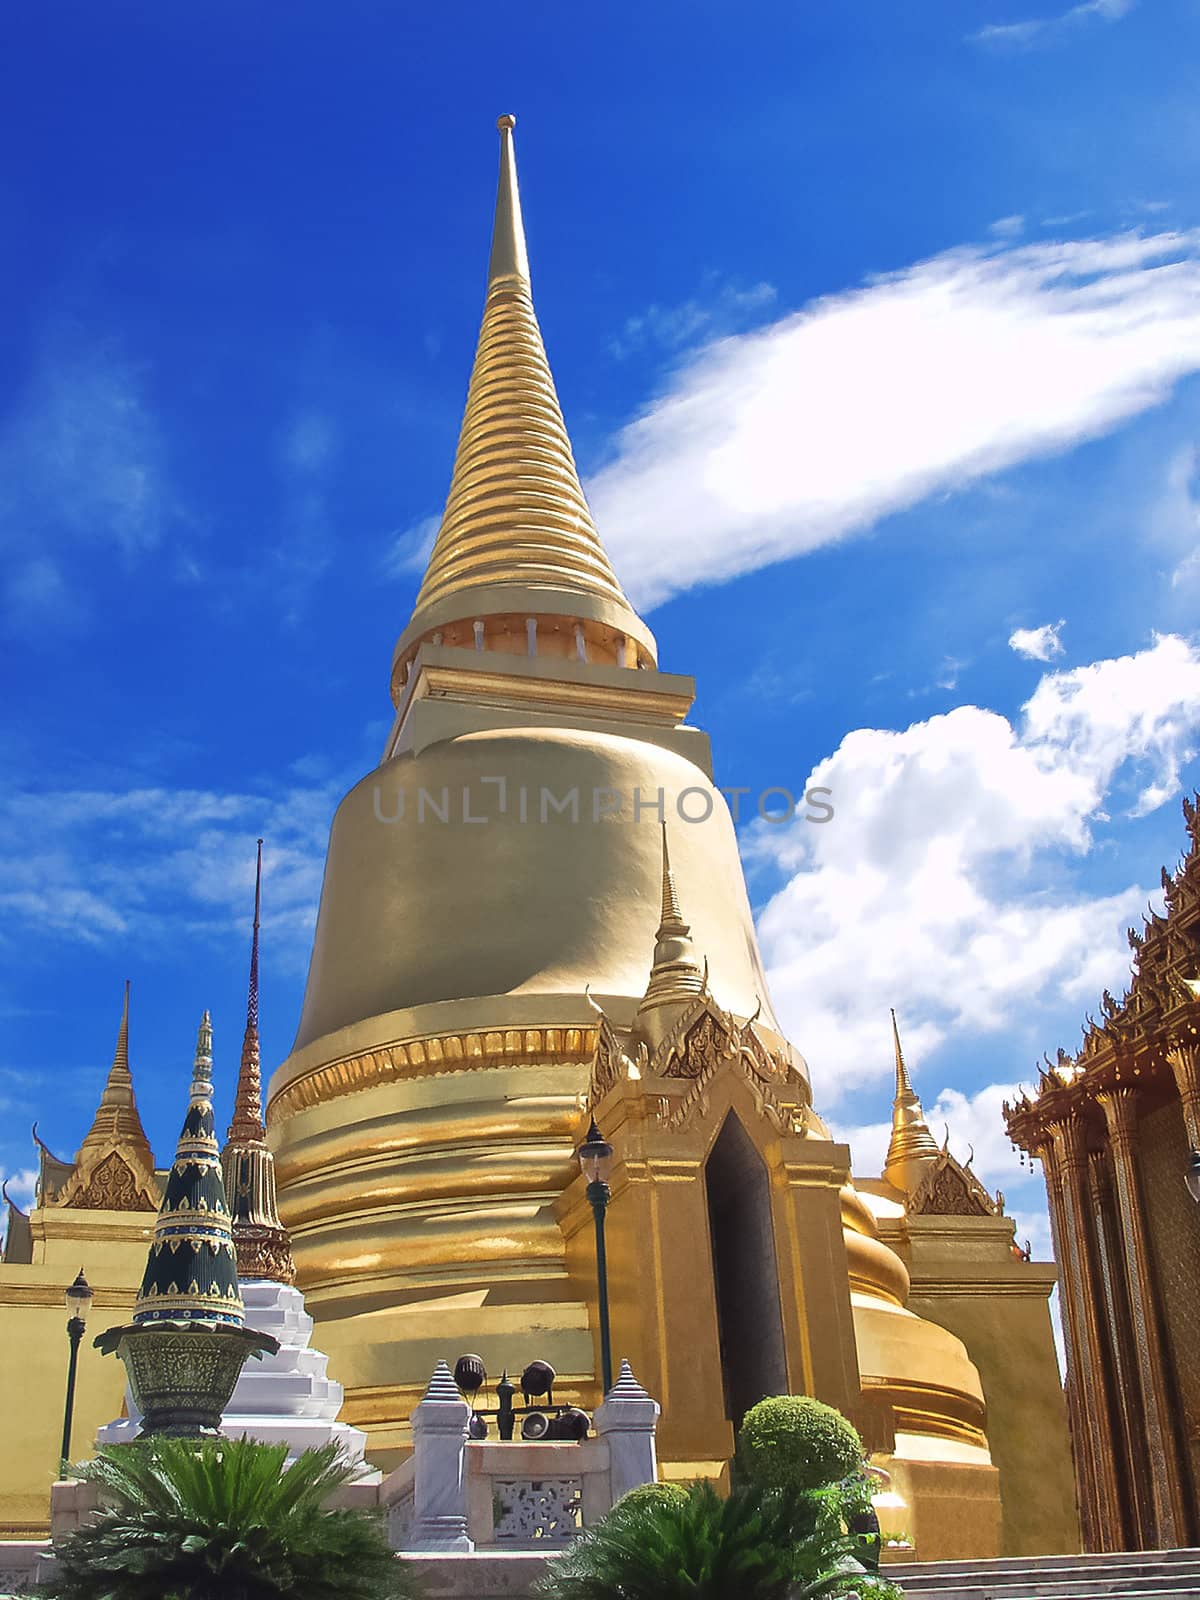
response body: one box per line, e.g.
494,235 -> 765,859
387,1358 -> 660,1553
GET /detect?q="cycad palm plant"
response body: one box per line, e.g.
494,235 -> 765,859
536,1479 -> 893,1600
40,1437 -> 415,1600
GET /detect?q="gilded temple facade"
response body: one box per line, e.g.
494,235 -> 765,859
260,117 -> 1074,1559
1005,796 -> 1200,1553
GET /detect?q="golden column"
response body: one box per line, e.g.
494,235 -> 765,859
1050,1114 -> 1123,1550
1167,1025 -> 1200,1151
1086,1147 -> 1149,1548
1096,1085 -> 1189,1547
1036,1131 -> 1097,1549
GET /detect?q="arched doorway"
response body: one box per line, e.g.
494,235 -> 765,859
704,1111 -> 788,1427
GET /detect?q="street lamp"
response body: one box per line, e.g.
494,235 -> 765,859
1186,1149 -> 1200,1205
61,1268 -> 93,1469
577,1118 -> 614,1396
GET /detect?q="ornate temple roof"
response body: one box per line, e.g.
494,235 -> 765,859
134,1012 -> 244,1327
50,982 -> 159,1213
222,840 -> 296,1284
391,115 -> 656,682
1004,793 -> 1200,1154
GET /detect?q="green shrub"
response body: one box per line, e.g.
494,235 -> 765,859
38,1437 -> 416,1600
738,1396 -> 864,1496
609,1480 -> 689,1517
539,1477 -> 901,1600
539,1480 -> 824,1600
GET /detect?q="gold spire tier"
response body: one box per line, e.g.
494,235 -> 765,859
391,115 -> 656,694
883,1008 -> 940,1195
222,841 -> 296,1285
631,824 -> 708,1053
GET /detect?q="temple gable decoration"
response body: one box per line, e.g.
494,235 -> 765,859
906,1145 -> 998,1218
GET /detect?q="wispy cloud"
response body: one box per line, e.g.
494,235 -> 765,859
0,782 -> 340,969
1010,620 -> 1066,660
610,279 -> 777,362
970,0 -> 1135,48
0,332 -> 173,628
588,231 -> 1200,610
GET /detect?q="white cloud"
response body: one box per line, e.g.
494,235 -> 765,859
610,281 -> 777,361
587,230 -> 1200,611
0,336 -> 172,626
971,0 -> 1134,47
1009,620 -> 1066,660
0,1168 -> 36,1209
751,635 -> 1200,1105
0,782 -> 339,968
989,215 -> 1026,239
383,513 -> 440,580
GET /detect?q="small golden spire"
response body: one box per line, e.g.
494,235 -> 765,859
660,821 -> 684,928
222,841 -> 296,1284
75,981 -> 154,1162
392,115 -> 656,680
488,114 -> 529,285
883,1009 -> 940,1195
632,825 -> 707,1052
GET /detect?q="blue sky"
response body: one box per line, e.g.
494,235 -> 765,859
3,2 -> 1199,1266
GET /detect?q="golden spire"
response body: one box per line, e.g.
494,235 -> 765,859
631,825 -> 707,1052
392,115 -> 656,676
222,840 -> 296,1284
75,981 -> 154,1164
883,1009 -> 940,1195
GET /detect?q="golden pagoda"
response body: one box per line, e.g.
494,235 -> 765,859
0,988 -> 163,1533
264,117 -> 1076,1560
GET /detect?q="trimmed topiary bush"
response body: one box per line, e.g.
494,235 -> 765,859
737,1396 -> 864,1496
609,1480 -> 689,1518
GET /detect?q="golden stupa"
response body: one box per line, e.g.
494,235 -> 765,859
262,118 -> 1077,1559
0,119 -> 1075,1559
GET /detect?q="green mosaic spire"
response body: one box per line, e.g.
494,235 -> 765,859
133,1012 -> 244,1328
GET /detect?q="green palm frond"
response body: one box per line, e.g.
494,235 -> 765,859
40,1437 -> 416,1600
538,1479 -> 859,1600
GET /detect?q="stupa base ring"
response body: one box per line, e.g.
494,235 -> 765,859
95,1322 -> 279,1439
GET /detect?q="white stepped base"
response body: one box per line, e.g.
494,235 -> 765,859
97,1280 -> 378,1482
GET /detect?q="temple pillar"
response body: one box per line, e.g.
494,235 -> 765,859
1038,1133 -> 1097,1550
1167,1035 -> 1200,1151
1051,1116 -> 1123,1550
1097,1086 -> 1190,1547
1087,1148 -> 1150,1548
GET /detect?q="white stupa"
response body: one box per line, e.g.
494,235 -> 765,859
100,842 -> 376,1479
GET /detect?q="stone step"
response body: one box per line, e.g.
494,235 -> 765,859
891,1556 -> 1200,1600
897,1589 -> 1200,1600
892,1548 -> 1200,1577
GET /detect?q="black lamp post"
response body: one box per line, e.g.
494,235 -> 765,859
577,1118 -> 614,1396
61,1268 -> 93,1469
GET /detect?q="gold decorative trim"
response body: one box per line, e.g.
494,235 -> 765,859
268,1024 -> 599,1123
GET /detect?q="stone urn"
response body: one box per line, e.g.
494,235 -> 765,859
95,1321 -> 279,1438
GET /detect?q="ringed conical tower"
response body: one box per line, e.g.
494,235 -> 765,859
135,1012 -> 243,1327
265,121 -> 1027,1545
268,115 -> 795,1459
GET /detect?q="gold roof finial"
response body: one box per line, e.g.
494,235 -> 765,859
632,825 -> 707,1052
883,1009 -> 940,1195
488,114 -> 529,285
222,840 -> 296,1284
75,981 -> 154,1162
392,116 -> 656,681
